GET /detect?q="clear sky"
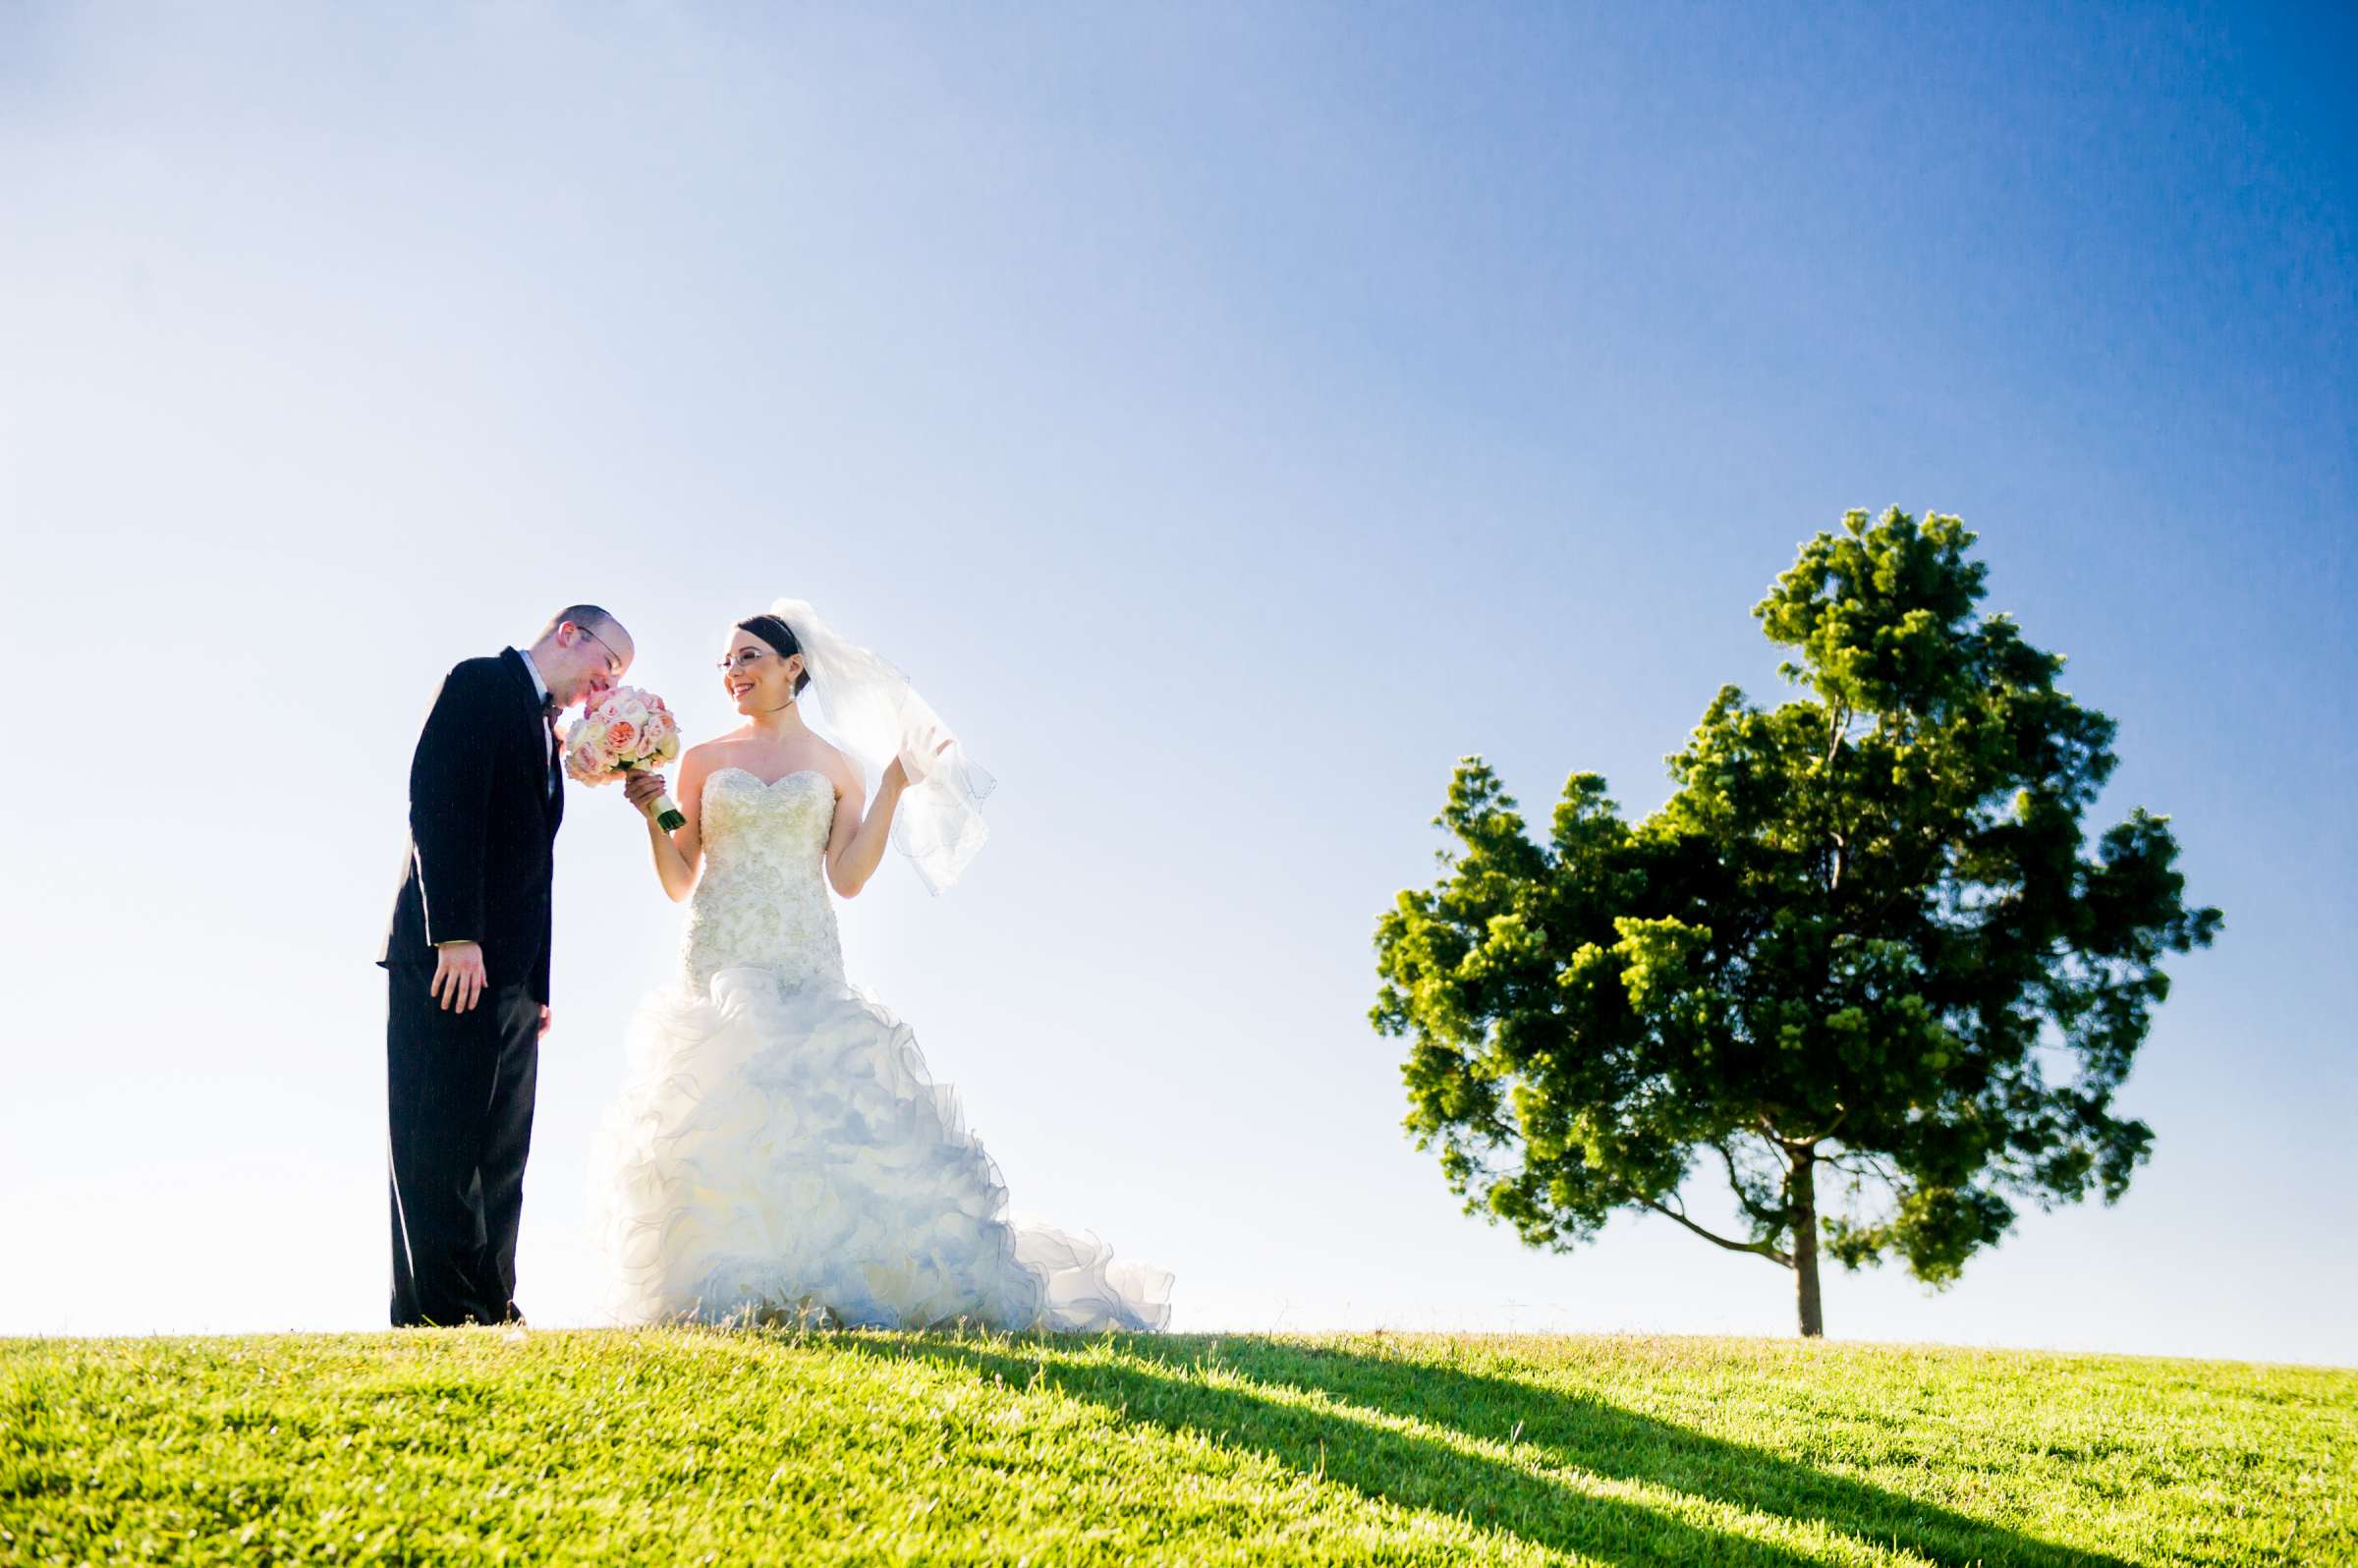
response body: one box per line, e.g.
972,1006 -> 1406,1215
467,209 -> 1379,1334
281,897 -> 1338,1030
3,3 -> 2351,1364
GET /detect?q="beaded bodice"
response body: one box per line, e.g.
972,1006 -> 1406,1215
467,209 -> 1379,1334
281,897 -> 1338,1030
680,767 -> 844,992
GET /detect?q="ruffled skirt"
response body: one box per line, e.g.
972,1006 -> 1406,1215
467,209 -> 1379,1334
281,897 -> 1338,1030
590,967 -> 1171,1332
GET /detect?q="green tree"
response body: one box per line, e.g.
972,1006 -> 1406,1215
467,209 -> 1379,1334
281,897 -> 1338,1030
1373,508 -> 2220,1335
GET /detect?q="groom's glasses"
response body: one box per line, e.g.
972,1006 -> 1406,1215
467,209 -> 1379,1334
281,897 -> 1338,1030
579,625 -> 626,680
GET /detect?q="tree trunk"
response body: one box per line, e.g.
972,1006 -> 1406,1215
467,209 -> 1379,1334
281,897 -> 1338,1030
1790,1148 -> 1825,1337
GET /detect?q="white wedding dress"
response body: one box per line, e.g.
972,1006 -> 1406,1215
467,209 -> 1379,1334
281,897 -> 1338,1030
590,764 -> 1171,1332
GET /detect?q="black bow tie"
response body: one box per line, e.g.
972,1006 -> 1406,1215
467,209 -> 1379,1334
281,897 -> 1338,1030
541,695 -> 560,720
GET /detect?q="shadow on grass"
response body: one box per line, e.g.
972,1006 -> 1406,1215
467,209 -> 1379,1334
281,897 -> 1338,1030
834,1334 -> 2124,1567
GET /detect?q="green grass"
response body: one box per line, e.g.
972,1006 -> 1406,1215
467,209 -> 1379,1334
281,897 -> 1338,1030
3,1329 -> 2350,1564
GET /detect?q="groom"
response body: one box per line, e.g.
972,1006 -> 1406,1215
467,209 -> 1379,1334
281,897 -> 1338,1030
378,605 -> 633,1327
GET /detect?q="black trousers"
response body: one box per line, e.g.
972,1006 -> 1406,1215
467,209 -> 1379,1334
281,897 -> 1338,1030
386,970 -> 540,1327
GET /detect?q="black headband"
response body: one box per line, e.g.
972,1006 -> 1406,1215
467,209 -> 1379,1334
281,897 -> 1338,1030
734,614 -> 802,659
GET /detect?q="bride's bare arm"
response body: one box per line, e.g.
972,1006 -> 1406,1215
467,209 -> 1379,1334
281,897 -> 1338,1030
826,739 -> 956,897
627,748 -> 710,902
824,762 -> 900,898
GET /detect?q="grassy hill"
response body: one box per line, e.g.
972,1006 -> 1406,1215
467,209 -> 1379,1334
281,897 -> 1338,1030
3,1328 -> 2350,1564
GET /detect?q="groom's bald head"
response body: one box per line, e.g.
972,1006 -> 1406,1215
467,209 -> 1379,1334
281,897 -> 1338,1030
531,604 -> 634,710
539,603 -> 625,645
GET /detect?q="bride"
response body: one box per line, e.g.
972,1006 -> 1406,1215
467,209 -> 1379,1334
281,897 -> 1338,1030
589,600 -> 1171,1332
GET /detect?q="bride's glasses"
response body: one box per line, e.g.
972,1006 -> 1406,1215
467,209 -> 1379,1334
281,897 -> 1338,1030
716,648 -> 774,674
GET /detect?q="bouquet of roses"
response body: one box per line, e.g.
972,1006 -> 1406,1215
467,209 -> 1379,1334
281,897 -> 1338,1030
563,687 -> 686,830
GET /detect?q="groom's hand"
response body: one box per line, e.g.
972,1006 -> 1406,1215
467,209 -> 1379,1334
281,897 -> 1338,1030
431,940 -> 488,1013
538,1005 -> 552,1038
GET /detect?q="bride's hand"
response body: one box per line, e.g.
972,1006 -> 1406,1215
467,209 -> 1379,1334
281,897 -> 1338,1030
623,770 -> 669,813
888,737 -> 956,789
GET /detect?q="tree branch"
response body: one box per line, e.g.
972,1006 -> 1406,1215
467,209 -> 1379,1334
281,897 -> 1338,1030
1712,1137 -> 1785,1226
1640,1197 -> 1793,1268
1825,1148 -> 1900,1189
1787,1107 -> 1846,1148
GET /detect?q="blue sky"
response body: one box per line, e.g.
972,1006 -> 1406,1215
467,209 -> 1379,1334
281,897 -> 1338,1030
2,3 -> 2350,1362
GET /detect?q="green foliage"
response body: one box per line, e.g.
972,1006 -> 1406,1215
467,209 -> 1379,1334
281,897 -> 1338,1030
4,1329 -> 2349,1565
1374,508 -> 2220,1326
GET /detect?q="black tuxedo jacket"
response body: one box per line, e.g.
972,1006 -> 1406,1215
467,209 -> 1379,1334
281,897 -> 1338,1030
379,647 -> 564,1003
